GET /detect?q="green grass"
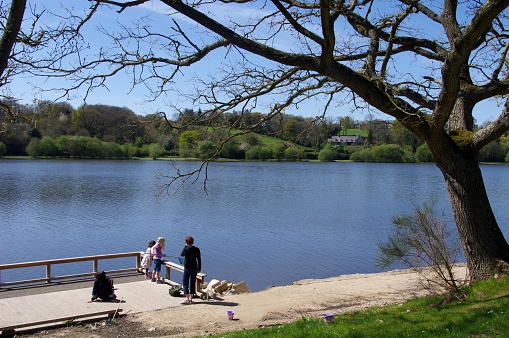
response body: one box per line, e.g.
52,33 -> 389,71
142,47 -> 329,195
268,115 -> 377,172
343,128 -> 369,137
212,275 -> 509,337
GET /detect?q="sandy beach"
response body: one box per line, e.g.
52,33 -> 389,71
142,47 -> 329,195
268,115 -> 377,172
22,265 -> 467,338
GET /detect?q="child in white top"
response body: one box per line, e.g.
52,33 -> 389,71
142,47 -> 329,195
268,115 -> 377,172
141,240 -> 156,278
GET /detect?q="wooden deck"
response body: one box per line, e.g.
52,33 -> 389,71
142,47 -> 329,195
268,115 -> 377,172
0,275 -> 188,335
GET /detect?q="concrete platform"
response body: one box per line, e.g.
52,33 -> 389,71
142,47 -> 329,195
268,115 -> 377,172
0,276 -> 186,333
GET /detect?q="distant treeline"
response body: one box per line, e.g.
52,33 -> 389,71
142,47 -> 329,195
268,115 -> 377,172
0,100 -> 508,163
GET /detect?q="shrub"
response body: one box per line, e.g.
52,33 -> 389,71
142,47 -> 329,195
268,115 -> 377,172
377,198 -> 464,295
318,144 -> 337,161
416,144 -> 434,162
272,143 -> 286,160
350,148 -> 374,162
371,144 -> 404,162
402,145 -> 416,163
479,140 -> 507,162
196,140 -> 216,160
149,143 -> 165,159
258,146 -> 273,160
26,138 -> 42,157
221,141 -> 244,159
245,145 -> 261,160
39,136 -> 59,157
284,147 -> 303,161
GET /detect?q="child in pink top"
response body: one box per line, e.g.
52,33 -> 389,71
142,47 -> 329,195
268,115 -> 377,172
151,237 -> 166,284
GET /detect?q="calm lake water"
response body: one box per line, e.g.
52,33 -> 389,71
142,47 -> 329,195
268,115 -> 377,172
1,159 -> 509,291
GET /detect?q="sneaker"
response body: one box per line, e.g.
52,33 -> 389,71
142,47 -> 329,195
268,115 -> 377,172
180,300 -> 190,305
156,279 -> 164,284
151,278 -> 156,282
144,275 -> 150,279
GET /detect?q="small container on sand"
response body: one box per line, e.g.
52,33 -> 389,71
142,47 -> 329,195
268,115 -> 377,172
322,313 -> 334,323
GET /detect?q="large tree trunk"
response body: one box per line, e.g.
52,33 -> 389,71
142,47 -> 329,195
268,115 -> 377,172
0,0 -> 26,78
435,150 -> 509,282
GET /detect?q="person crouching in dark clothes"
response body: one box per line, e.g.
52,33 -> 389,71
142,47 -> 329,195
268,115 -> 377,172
88,271 -> 116,302
180,236 -> 201,305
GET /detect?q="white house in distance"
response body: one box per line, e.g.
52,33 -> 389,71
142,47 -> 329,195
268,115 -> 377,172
327,135 -> 365,146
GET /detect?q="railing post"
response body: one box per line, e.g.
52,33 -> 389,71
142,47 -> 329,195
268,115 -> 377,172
45,264 -> 51,283
135,252 -> 141,273
165,263 -> 171,282
93,259 -> 98,274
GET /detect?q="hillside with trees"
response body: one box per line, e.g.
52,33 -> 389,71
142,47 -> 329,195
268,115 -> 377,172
1,100 -> 507,163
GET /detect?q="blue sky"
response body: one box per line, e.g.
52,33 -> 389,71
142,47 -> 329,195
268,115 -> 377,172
6,1 -> 502,125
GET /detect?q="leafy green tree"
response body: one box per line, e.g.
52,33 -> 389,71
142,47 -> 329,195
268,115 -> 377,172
390,120 -> 423,149
318,144 -> 337,162
163,139 -> 176,152
478,140 -> 507,162
39,136 -> 58,157
284,147 -> 303,161
179,130 -> 201,149
27,127 -> 41,139
66,136 -> 88,157
221,140 -> 244,159
272,143 -> 286,161
123,144 -> 137,159
340,116 -> 355,135
104,141 -> 126,158
138,144 -> 151,158
149,143 -> 165,160
415,144 -> 434,163
282,118 -> 310,143
0,141 -> 5,156
32,101 -> 74,138
196,140 -> 216,160
25,138 -> 41,157
350,148 -> 375,162
243,133 -> 261,147
366,129 -> 373,145
402,146 -> 416,163
371,144 -> 404,163
258,146 -> 273,160
178,130 -> 201,158
0,123 -> 30,155
245,145 -> 261,160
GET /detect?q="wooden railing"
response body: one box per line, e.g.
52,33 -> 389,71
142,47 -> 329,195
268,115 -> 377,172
0,252 -> 207,292
0,252 -> 142,288
162,260 -> 207,292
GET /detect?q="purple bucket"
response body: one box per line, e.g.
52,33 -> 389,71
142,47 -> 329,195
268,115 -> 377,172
322,313 -> 334,323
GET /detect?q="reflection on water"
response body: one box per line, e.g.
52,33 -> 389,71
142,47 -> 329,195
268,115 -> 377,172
1,159 -> 508,291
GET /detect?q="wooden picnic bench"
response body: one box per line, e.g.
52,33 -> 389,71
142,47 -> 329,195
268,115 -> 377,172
0,308 -> 122,336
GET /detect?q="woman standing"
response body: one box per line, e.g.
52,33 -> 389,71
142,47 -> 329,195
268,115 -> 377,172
180,236 -> 201,305
151,237 -> 166,284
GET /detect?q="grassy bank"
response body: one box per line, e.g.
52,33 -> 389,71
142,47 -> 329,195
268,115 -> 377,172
214,275 -> 509,337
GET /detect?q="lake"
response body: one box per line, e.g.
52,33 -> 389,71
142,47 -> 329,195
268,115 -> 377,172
1,159 -> 509,291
